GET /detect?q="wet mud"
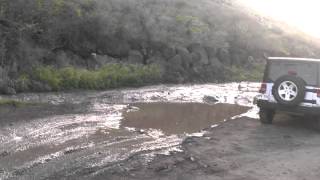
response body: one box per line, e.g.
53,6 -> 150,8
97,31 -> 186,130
123,103 -> 249,134
0,83 -> 260,179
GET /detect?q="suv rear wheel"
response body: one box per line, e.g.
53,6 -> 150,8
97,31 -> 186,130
259,108 -> 275,124
272,75 -> 306,106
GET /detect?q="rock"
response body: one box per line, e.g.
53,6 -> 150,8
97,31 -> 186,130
0,79 -> 6,91
190,156 -> 195,161
56,51 -> 71,68
14,79 -> 30,93
99,36 -> 130,58
230,48 -> 248,66
30,81 -> 52,92
161,45 -> 176,60
127,50 -> 143,64
0,66 -> 4,76
165,55 -> 186,83
205,46 -> 217,59
0,151 -> 9,158
176,47 -> 192,69
95,54 -> 118,66
8,61 -> 18,78
0,79 -> 16,95
203,95 -> 219,104
209,57 -> 223,68
176,46 -> 189,56
147,56 -> 165,65
191,52 -> 201,62
188,43 -> 209,65
217,48 -> 231,65
205,46 -> 223,67
248,56 -> 255,64
168,54 -> 183,66
3,87 -> 16,95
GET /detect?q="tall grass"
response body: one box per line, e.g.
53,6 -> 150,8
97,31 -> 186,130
0,99 -> 35,107
28,64 -> 162,91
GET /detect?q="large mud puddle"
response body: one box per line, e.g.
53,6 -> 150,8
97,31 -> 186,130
0,83 -> 260,179
123,103 -> 250,134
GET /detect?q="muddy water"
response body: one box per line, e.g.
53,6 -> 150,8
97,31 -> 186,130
123,103 -> 250,134
0,83 -> 260,179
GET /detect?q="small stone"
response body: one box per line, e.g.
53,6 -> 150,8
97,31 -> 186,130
0,151 -> 9,158
203,95 -> 219,104
190,156 -> 195,161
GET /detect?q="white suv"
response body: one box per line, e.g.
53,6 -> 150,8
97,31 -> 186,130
257,57 -> 320,124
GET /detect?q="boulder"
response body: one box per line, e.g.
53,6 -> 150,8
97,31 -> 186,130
0,79 -> 16,95
188,43 -> 209,65
7,61 -> 18,78
3,87 -> 16,95
146,56 -> 167,74
205,46 -> 217,59
0,66 -> 4,76
30,80 -> 52,92
203,95 -> 219,104
176,47 -> 192,69
209,57 -> 223,68
14,79 -> 29,93
161,45 -> 176,60
56,51 -> 71,68
147,56 -> 165,65
127,50 -> 144,64
95,54 -> 118,66
217,48 -> 231,65
230,48 -> 248,66
168,54 -> 183,66
191,52 -> 201,62
99,36 -> 130,58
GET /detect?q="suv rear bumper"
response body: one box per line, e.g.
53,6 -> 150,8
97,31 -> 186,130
257,100 -> 320,115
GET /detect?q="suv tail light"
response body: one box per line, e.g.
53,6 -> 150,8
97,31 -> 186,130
259,83 -> 267,94
288,70 -> 297,76
316,89 -> 320,98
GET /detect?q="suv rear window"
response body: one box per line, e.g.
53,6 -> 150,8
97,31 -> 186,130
266,60 -> 318,86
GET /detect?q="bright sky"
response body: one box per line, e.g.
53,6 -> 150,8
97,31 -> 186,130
241,0 -> 320,38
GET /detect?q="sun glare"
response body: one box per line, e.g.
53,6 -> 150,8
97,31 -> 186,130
241,0 -> 320,38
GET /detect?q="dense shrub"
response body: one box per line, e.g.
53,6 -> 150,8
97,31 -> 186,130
30,64 -> 162,91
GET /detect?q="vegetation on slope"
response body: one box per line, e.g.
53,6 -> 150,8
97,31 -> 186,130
15,64 -> 161,92
0,0 -> 319,94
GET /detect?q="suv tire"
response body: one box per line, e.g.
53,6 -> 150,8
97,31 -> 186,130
272,75 -> 306,106
259,108 -> 275,124
314,116 -> 320,131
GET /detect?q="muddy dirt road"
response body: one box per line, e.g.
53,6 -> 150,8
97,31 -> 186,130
1,83 -> 320,180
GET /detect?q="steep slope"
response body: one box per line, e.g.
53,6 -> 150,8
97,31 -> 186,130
0,0 -> 319,94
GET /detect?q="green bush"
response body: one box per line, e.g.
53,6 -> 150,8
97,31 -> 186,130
30,64 -> 162,91
32,66 -> 61,90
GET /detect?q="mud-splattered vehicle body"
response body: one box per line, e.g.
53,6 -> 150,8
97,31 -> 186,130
257,57 -> 320,124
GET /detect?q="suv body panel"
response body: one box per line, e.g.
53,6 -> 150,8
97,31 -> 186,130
257,57 -> 320,115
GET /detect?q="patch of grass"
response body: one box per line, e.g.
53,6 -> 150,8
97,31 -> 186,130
0,99 -> 35,107
30,64 -> 162,91
227,64 -> 264,82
